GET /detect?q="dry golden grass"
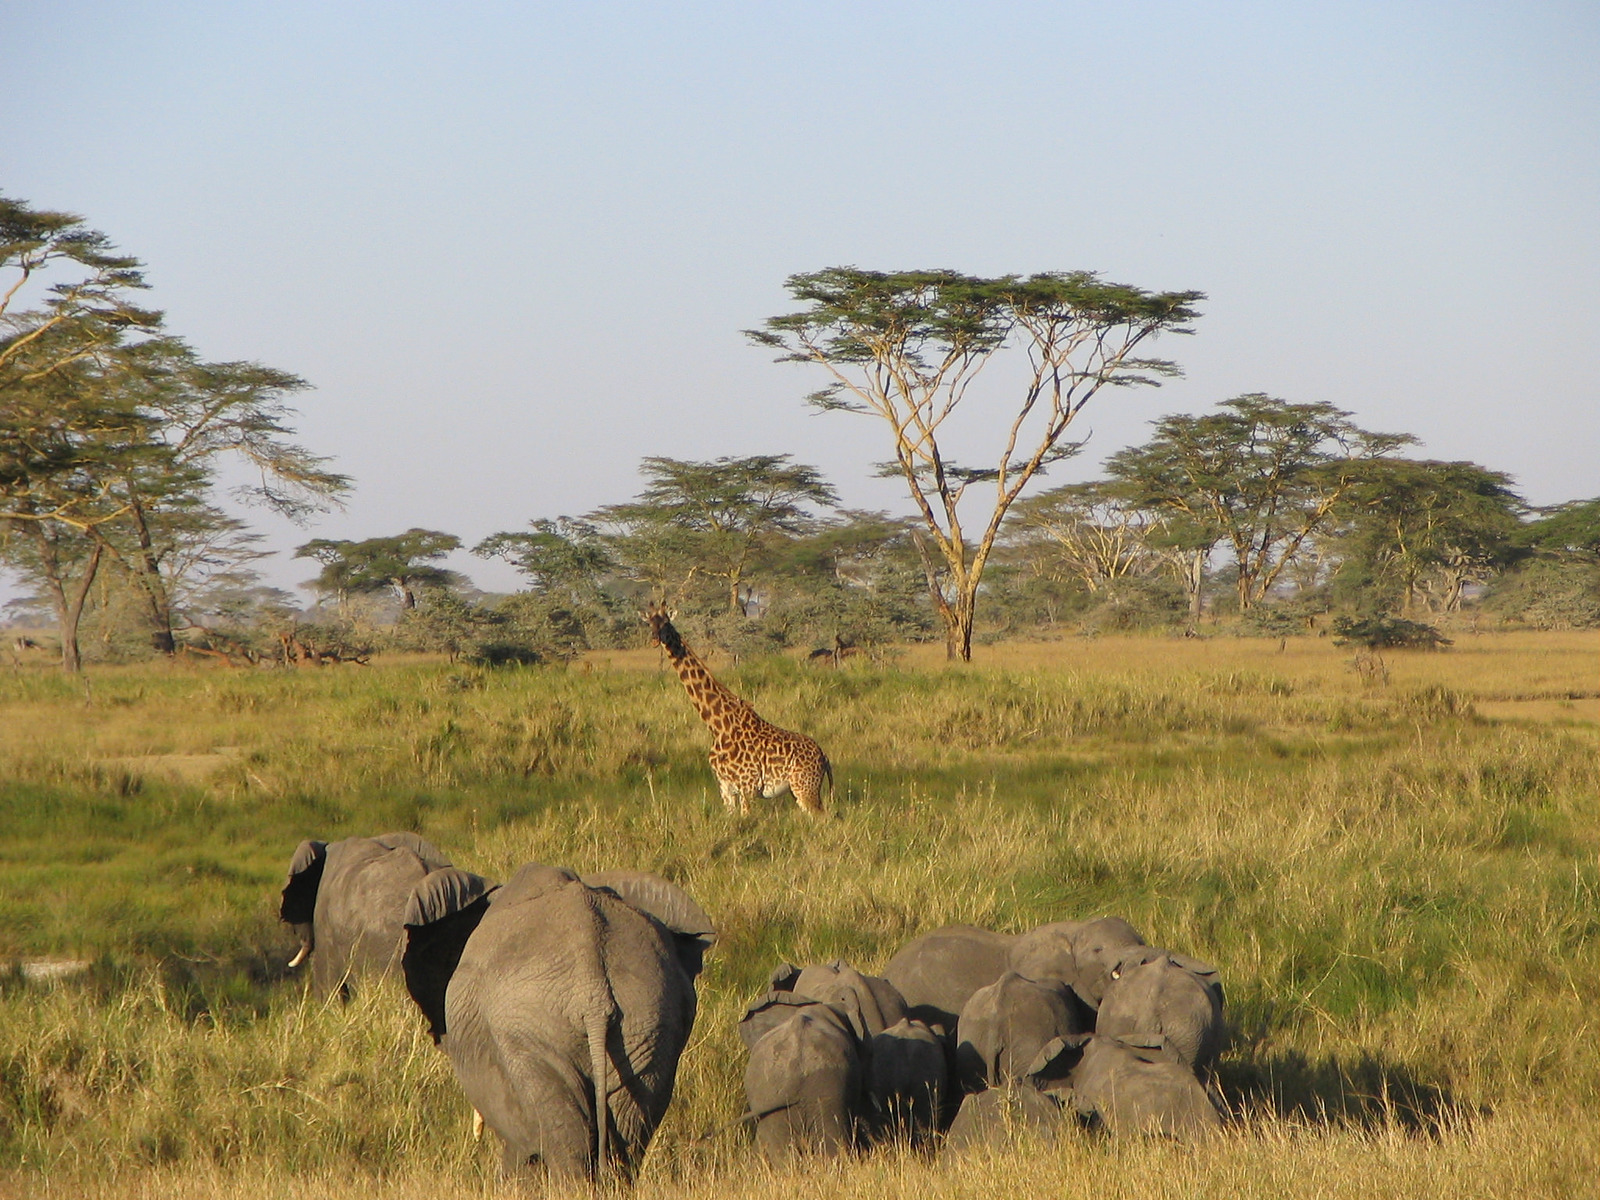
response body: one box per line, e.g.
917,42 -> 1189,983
0,631 -> 1595,1197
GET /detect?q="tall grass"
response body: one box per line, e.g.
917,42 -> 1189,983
0,632 -> 1595,1196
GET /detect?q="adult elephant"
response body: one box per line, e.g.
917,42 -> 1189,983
402,863 -> 715,1183
279,831 -> 453,999
882,925 -> 1017,1034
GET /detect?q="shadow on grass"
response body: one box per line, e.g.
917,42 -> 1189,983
1216,1047 -> 1468,1132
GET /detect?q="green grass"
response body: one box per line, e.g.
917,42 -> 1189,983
0,632 -> 1596,1196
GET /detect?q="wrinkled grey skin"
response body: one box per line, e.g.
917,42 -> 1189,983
865,1018 -> 947,1141
955,971 -> 1088,1094
1095,948 -> 1225,1075
745,1004 -> 862,1162
944,1084 -> 1065,1153
778,960 -> 910,1040
403,864 -> 714,1183
1006,916 -> 1146,1011
279,832 -> 453,999
1064,1034 -> 1223,1139
883,925 -> 1016,1035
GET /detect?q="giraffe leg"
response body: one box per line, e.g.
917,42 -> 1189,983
718,775 -> 741,812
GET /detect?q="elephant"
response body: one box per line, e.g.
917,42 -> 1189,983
777,960 -> 910,1040
741,962 -> 948,1153
1059,1034 -> 1223,1139
744,1002 -> 863,1162
943,1083 -> 1065,1153
882,925 -> 1017,1035
865,1017 -> 947,1141
954,971 -> 1088,1094
402,863 -> 715,1183
1006,916 -> 1146,1011
1094,947 -> 1226,1075
279,831 -> 453,999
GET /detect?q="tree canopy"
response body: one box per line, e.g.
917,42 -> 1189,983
750,267 -> 1203,659
1107,395 -> 1413,611
296,528 -> 461,610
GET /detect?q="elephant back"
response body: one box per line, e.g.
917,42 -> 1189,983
882,925 -> 1016,1036
370,831 -> 453,873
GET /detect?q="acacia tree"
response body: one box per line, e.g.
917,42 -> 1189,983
296,528 -> 462,611
1107,395 -> 1413,612
1006,481 -> 1158,594
98,339 -> 347,652
588,455 -> 837,614
1335,459 -> 1522,613
4,195 -> 346,665
751,269 -> 1202,659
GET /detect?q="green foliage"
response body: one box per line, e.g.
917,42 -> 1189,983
1108,395 -> 1415,612
1483,558 -> 1600,630
295,529 -> 462,610
1330,458 -> 1523,614
1515,496 -> 1600,559
587,454 -> 838,614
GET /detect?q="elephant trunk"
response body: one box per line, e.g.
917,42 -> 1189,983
287,923 -> 314,969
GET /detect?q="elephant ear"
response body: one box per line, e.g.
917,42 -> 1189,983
371,831 -> 453,872
581,870 -> 716,979
1024,1032 -> 1092,1097
279,839 -> 327,925
402,868 -> 498,1044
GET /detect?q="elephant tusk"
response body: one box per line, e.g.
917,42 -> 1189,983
472,1109 -> 485,1141
287,943 -> 311,969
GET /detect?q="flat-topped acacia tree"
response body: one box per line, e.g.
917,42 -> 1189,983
749,268 -> 1203,660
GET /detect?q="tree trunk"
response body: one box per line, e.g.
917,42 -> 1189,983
1188,554 -> 1205,626
28,526 -> 103,675
911,530 -> 962,660
949,588 -> 977,663
125,496 -> 176,654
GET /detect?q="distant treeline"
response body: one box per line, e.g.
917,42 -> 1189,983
5,193 -> 1596,671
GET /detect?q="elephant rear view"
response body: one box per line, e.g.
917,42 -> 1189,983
279,832 -> 453,999
403,863 -> 715,1184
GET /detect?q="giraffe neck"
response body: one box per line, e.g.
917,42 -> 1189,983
652,618 -> 755,729
668,644 -> 755,729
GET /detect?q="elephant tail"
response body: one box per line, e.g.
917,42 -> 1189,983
586,1001 -> 614,1181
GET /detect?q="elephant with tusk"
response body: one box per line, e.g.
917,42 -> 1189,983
279,832 -> 454,999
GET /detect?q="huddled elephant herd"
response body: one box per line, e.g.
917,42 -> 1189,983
280,832 -> 1226,1184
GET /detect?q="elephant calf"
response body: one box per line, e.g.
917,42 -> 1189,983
403,863 -> 715,1183
1007,916 -> 1147,1012
1095,948 -> 1226,1075
279,832 -> 453,999
1064,1034 -> 1224,1138
955,971 -> 1089,1095
741,960 -> 950,1157
745,1003 -> 864,1163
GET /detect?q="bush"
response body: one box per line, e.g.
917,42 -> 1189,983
1331,614 -> 1452,650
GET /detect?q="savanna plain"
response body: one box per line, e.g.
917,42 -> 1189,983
0,631 -> 1595,1199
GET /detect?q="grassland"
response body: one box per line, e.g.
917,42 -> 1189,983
0,630 -> 1595,1198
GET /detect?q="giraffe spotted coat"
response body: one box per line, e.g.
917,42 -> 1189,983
644,605 -> 831,815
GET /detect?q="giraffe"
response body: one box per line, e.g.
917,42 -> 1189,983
643,604 -> 831,815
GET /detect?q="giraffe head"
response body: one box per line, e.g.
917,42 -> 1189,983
643,603 -> 686,658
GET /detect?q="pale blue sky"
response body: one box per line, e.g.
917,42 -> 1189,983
3,2 -> 1596,598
